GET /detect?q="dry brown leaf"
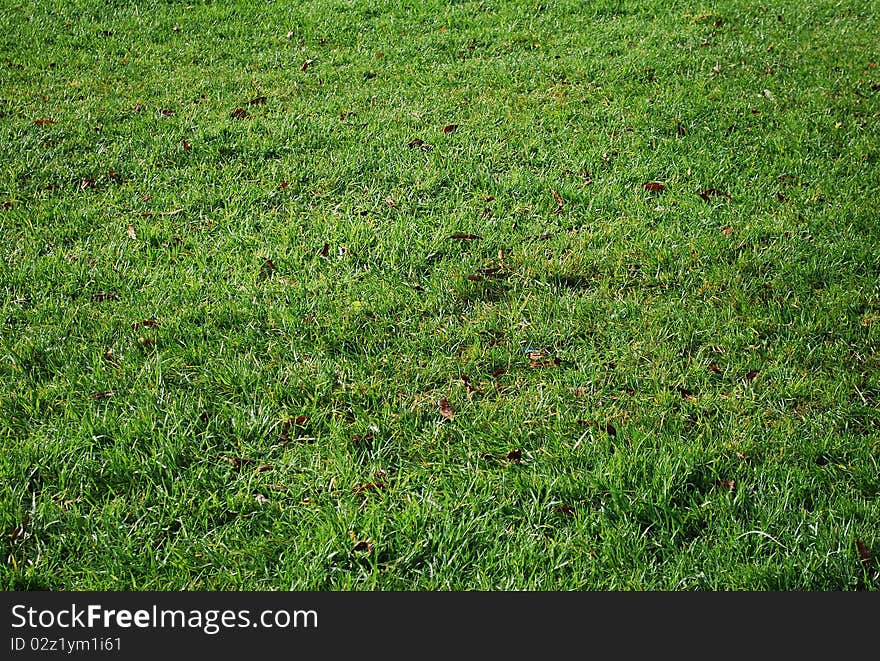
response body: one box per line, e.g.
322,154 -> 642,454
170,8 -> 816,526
856,539 -> 873,570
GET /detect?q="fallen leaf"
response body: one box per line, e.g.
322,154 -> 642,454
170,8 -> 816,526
550,187 -> 564,212
92,390 -> 114,400
352,539 -> 373,552
221,456 -> 254,469
286,30 -> 295,39
279,181 -> 289,188
442,123 -> 459,133
671,385 -> 695,399
856,539 -> 873,570
352,433 -> 375,443
407,138 -> 432,151
159,108 -> 175,116
439,398 -> 454,420
231,107 -> 249,119
720,225 -> 734,237
301,59 -> 314,72
317,242 -> 330,257
554,505 -> 576,516
131,103 -> 143,113
604,423 -> 617,436
254,493 -> 270,505
745,369 -> 759,382
80,178 -> 97,190
473,265 -> 505,280
261,257 -> 277,277
776,191 -> 788,203
91,292 -> 118,302
277,415 -> 309,444
736,452 -> 749,461
182,140 -> 191,150
103,349 -> 118,365
34,119 -> 55,125
384,196 -> 397,208
677,122 -> 688,136
248,96 -> 267,106
354,481 -> 386,493
708,363 -> 722,374
256,464 -> 274,473
2,201 -> 12,210
138,337 -> 155,347
482,450 -> 523,464
448,233 -> 482,240
131,319 -> 158,329
644,181 -> 665,193
527,349 -> 560,368
9,525 -> 26,542
460,374 -> 480,393
699,188 -> 731,202
718,478 -> 736,492
126,224 -> 137,240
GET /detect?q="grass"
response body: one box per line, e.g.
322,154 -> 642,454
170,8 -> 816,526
1,0 -> 878,590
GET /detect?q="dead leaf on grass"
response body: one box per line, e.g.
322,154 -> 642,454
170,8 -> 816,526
349,531 -> 373,553
407,138 -> 432,151
439,398 -> 454,420
353,481 -> 386,493
261,257 -> 277,277
699,188 -> 731,202
550,187 -> 564,213
856,539 -> 873,571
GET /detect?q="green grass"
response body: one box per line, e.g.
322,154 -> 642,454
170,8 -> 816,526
1,0 -> 878,590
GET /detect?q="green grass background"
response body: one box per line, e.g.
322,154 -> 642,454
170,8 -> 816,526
1,0 -> 878,589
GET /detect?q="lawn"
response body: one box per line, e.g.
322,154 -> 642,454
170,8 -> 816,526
1,0 -> 878,590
